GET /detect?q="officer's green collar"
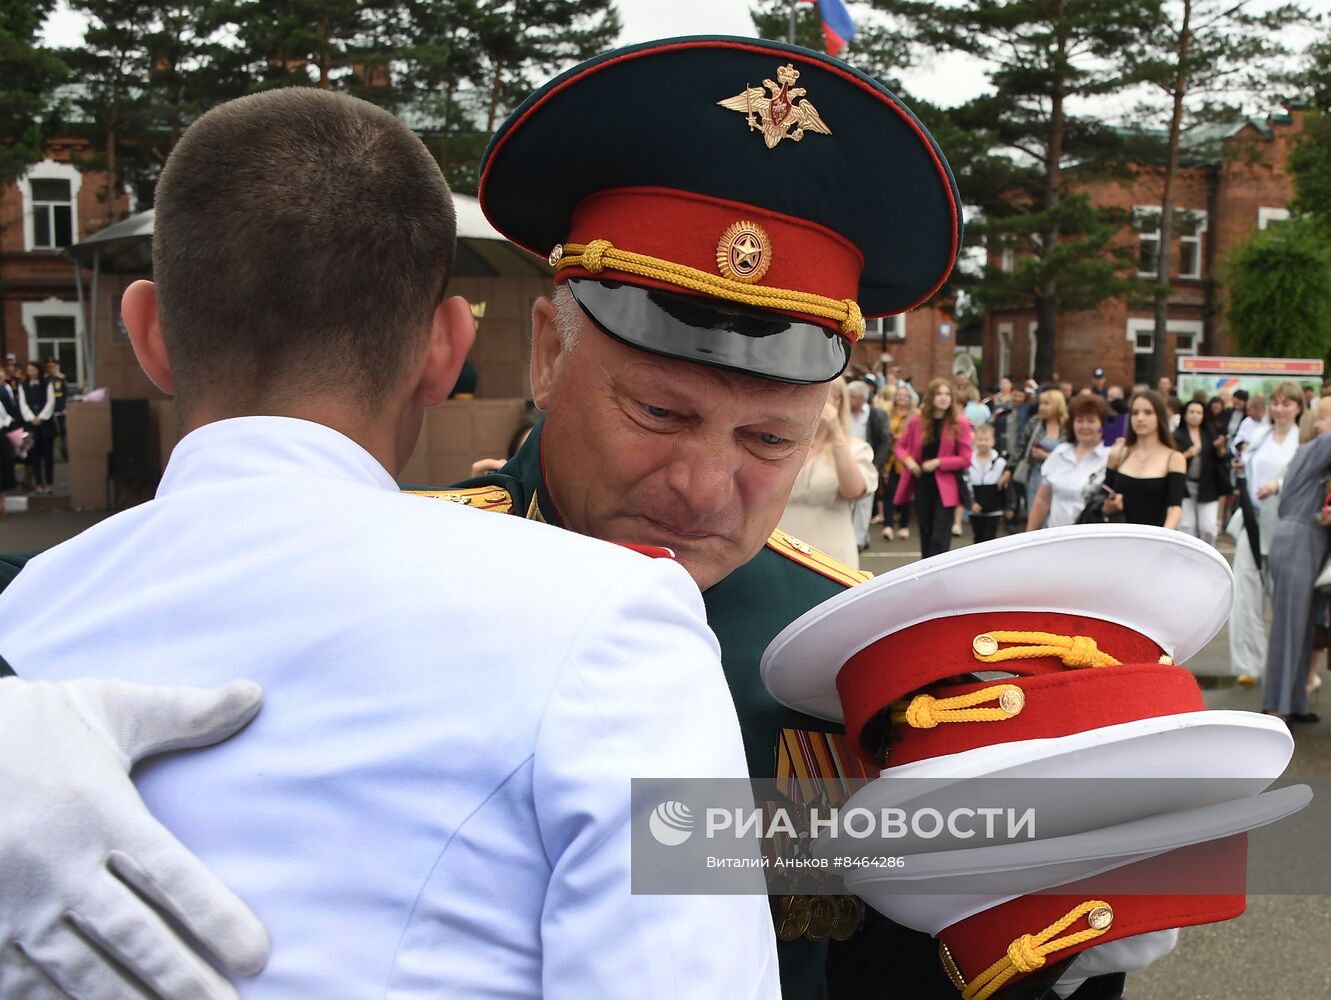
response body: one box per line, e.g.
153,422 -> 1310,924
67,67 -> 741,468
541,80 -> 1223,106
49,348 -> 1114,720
501,415 -> 562,528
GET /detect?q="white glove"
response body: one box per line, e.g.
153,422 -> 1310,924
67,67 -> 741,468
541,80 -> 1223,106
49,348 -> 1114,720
0,677 -> 270,999
1051,928 -> 1180,997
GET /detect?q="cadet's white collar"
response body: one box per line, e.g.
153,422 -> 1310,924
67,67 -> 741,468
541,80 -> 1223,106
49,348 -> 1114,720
157,416 -> 399,497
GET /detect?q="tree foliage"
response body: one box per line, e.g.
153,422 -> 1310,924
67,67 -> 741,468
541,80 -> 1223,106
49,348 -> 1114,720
1226,215 -> 1331,362
750,1 -> 910,87
868,0 -> 1164,381
1120,0 -> 1310,384
1288,32 -> 1331,226
0,0 -> 67,187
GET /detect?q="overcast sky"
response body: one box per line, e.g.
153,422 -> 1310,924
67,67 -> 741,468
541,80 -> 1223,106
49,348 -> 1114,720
39,0 -> 992,109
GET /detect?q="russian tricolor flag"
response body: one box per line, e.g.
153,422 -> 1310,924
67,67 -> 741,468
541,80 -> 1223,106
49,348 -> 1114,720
812,0 -> 856,57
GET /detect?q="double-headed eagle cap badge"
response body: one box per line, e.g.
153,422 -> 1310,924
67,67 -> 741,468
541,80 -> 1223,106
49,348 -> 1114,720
717,64 -> 832,149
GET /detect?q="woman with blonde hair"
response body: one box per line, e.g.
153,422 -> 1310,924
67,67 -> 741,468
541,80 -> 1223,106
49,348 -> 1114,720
893,377 -> 974,559
880,384 -> 915,541
1015,389 -> 1066,528
778,377 -> 877,569
1230,381 -> 1305,685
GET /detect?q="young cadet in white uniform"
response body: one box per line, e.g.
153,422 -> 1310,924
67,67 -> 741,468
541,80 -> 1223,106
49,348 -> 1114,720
0,89 -> 776,999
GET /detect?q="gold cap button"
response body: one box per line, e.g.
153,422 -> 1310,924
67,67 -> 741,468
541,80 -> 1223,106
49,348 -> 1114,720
548,244 -> 565,267
1088,905 -> 1114,930
972,634 -> 999,656
998,688 -> 1025,716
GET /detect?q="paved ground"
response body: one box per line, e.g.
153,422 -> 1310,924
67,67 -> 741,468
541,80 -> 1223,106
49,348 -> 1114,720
2,505 -> 1327,997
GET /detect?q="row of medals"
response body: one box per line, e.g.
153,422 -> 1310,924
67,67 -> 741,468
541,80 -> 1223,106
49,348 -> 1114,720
771,894 -> 864,942
768,795 -> 864,943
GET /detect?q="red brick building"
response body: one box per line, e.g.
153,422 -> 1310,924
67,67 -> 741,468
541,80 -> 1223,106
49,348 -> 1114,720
0,136 -> 135,387
978,107 -> 1304,391
845,301 -> 973,391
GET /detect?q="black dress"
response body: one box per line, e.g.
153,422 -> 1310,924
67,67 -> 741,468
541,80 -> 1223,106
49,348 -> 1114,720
1105,469 -> 1187,526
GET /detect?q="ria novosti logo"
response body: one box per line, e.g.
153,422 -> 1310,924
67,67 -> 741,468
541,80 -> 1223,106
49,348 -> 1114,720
648,800 -> 695,846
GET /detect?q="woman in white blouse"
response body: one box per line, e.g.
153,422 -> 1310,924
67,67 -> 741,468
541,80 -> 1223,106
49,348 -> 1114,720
779,377 -> 877,568
1229,381 -> 1304,685
1025,393 -> 1111,530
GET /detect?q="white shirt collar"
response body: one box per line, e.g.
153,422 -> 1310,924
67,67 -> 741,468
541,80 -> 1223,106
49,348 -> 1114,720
157,416 -> 400,498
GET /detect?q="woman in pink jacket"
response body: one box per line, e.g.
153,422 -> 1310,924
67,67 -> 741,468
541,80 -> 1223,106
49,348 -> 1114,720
893,377 -> 974,559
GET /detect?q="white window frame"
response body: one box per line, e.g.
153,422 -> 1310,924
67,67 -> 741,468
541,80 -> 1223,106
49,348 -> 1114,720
1126,318 -> 1203,357
1134,206 -> 1161,278
863,315 -> 904,341
997,323 -> 1013,379
1258,206 -> 1290,230
21,299 -> 85,387
1176,209 -> 1207,280
17,160 -> 82,252
1000,248 -> 1015,273
1028,322 -> 1038,380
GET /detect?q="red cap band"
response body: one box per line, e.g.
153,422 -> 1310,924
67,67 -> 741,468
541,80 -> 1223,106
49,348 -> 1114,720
837,612 -> 1167,763
558,186 -> 865,334
885,664 -> 1205,769
939,836 -> 1248,992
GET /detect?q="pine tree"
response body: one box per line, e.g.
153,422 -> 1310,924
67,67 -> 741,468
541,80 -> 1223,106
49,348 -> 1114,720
0,0 -> 68,187
1123,0 -> 1310,384
471,0 -> 621,137
873,0 -> 1165,382
750,1 -> 911,88
208,0 -> 394,94
143,2 -> 241,154
1288,31 -> 1331,225
63,0 -> 155,221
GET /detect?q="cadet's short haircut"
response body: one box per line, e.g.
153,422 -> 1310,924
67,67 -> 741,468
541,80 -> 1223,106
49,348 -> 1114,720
153,88 -> 456,415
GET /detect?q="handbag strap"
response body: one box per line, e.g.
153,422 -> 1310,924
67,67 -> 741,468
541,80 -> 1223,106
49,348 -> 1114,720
1020,418 -> 1039,461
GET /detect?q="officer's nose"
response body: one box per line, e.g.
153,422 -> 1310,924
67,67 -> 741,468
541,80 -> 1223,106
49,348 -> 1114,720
664,439 -> 737,519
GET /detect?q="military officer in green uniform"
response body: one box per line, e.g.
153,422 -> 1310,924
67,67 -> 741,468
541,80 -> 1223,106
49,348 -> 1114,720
423,37 -> 1124,1000
0,35 -> 1122,1000
427,35 -> 970,999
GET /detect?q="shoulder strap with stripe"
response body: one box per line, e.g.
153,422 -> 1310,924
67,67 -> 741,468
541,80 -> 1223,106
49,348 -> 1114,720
765,528 -> 872,587
404,485 -> 516,515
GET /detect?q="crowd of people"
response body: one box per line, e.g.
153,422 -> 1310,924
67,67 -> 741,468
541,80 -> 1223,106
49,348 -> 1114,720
0,354 -> 70,498
787,362 -> 1331,733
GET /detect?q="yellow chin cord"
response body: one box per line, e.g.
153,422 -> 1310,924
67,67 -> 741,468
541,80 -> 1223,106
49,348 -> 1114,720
553,239 -> 865,340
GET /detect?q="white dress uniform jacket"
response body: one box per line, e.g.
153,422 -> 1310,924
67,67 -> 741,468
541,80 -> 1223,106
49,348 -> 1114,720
0,417 -> 779,999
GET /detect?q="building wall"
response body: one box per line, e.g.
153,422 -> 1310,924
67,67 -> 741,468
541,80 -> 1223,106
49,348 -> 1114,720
447,275 -> 554,400
0,136 -> 131,379
850,303 -> 960,389
982,109 -> 1302,391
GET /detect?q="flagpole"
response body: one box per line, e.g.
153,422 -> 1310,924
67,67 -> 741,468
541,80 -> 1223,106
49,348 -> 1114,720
788,0 -> 797,44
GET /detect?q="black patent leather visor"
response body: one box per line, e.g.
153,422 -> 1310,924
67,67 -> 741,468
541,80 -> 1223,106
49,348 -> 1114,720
568,280 -> 851,385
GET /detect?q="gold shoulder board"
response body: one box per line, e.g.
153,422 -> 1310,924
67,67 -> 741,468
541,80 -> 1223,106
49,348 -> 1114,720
765,529 -> 872,587
404,485 -> 515,515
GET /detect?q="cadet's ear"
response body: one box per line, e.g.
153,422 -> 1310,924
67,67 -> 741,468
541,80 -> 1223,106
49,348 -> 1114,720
414,296 -> 476,407
530,296 -> 563,408
123,280 -> 174,395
